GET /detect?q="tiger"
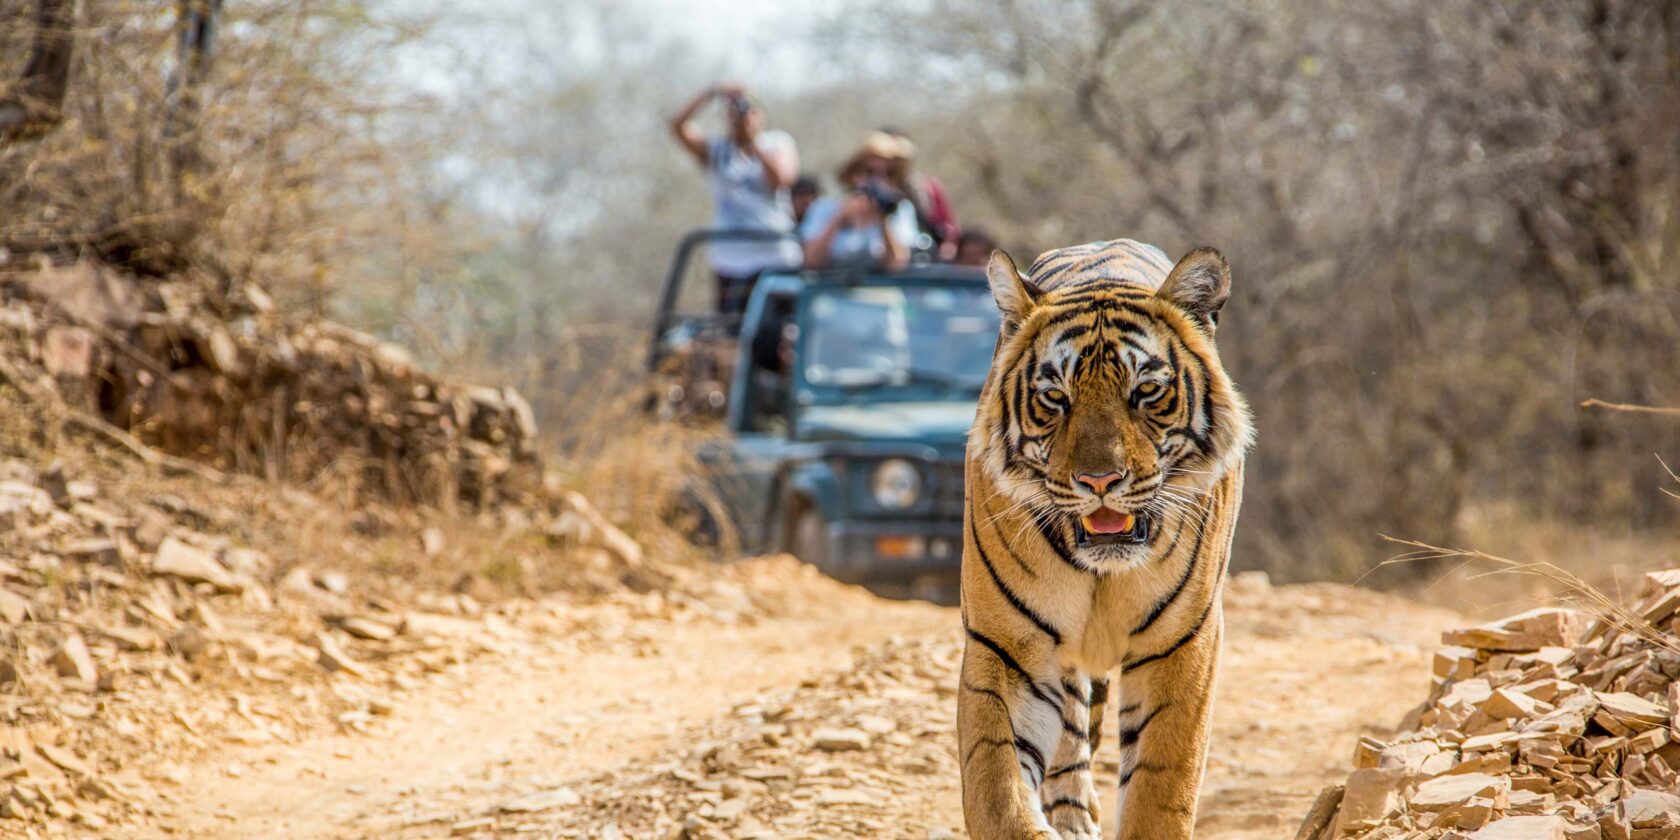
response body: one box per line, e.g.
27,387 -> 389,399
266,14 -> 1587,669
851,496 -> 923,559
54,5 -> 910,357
957,238 -> 1253,840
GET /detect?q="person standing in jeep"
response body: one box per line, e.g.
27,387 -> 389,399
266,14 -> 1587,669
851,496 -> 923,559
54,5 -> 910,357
668,83 -> 802,318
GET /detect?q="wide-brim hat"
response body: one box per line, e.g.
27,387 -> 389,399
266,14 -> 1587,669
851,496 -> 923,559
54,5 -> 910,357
837,131 -> 914,184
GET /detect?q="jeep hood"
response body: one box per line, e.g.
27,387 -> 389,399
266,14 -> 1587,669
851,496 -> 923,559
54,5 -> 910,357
796,401 -> 975,447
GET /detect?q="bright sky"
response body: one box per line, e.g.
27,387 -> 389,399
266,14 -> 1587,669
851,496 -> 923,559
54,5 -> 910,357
387,0 -> 863,99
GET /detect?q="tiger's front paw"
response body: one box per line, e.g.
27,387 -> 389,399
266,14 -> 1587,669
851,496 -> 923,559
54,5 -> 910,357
1049,814 -> 1101,840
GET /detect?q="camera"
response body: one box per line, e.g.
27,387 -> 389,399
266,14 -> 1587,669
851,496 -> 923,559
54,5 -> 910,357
857,180 -> 902,214
727,94 -> 751,116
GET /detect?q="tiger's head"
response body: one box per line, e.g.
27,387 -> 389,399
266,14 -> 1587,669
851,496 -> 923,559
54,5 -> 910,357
971,241 -> 1254,572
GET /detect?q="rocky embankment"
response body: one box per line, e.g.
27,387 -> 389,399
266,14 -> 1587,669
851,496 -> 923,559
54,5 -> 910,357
0,257 -> 673,836
1,259 -> 541,509
1301,572 -> 1680,839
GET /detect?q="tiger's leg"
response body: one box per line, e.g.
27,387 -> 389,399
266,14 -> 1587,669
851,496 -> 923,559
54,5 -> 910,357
1113,608 -> 1222,840
958,625 -> 1066,840
1040,669 -> 1102,839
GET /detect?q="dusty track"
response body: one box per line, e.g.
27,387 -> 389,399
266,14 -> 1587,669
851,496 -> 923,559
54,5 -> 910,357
130,565 -> 1461,839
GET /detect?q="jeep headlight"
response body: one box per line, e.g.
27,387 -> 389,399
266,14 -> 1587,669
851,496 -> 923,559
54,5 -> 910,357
872,459 -> 922,510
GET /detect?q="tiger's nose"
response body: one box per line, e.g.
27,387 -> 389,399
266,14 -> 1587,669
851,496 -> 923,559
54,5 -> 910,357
1074,471 -> 1123,495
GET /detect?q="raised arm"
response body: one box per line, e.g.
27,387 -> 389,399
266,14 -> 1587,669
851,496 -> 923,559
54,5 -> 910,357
758,137 -> 799,191
668,84 -> 721,166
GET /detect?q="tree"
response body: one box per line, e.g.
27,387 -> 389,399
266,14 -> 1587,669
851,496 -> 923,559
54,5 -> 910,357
0,0 -> 75,143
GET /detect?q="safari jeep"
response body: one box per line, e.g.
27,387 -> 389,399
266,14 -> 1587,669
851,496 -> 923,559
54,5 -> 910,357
650,230 -> 998,600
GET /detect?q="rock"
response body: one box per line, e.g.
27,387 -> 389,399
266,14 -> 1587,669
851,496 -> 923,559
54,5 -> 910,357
1332,767 -> 1404,833
335,616 -> 398,642
1442,608 -> 1586,652
1615,789 -> 1680,824
279,567 -> 318,596
100,625 -> 160,651
19,259 -> 143,327
0,588 -> 31,624
222,548 -> 270,576
39,462 -> 70,504
811,728 -> 871,752
1593,692 -> 1667,732
1411,773 -> 1509,811
1483,687 -> 1552,720
498,787 -> 581,813
421,527 -> 445,558
49,633 -> 98,682
1295,784 -> 1344,840
152,536 -> 238,591
131,506 -> 172,551
1439,795 -> 1497,830
40,325 -> 95,378
450,817 -> 494,836
170,625 -> 211,659
34,745 -> 93,778
817,788 -> 874,805
1468,815 -> 1568,839
314,634 -> 369,678
1377,740 -> 1442,774
315,570 -> 350,596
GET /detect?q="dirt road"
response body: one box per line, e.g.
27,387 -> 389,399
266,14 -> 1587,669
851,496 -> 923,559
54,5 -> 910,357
132,561 -> 1462,839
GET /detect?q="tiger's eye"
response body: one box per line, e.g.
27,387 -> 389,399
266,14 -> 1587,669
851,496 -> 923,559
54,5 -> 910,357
1136,382 -> 1160,395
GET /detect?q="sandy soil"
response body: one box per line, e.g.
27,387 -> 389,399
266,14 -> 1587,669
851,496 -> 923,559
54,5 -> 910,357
119,561 -> 1463,840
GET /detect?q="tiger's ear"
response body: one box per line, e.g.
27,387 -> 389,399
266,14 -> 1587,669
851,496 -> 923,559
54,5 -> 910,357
1158,247 -> 1231,327
987,250 -> 1043,332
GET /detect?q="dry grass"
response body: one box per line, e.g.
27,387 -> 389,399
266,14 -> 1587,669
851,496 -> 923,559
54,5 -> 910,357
1378,537 -> 1679,657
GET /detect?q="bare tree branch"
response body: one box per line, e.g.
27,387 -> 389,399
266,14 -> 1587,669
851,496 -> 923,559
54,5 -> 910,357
0,0 -> 77,144
1579,398 -> 1680,417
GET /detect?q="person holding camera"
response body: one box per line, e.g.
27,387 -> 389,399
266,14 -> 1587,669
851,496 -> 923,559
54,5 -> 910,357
668,82 -> 802,315
798,132 -> 918,271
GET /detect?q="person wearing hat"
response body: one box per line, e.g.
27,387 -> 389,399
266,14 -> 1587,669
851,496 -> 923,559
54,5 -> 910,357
668,82 -> 803,316
878,126 -> 961,261
798,132 -> 919,271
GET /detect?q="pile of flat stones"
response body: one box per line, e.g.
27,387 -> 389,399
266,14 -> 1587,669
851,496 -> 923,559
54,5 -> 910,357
1299,569 -> 1680,840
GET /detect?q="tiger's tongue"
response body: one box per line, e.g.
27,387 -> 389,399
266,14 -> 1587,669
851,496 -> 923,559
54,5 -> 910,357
1082,508 -> 1136,535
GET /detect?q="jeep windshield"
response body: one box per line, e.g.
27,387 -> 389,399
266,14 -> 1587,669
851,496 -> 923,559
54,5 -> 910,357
798,282 -> 999,405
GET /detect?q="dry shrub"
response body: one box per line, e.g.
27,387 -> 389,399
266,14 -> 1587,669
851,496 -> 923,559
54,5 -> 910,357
532,325 -> 736,561
0,1 -> 432,300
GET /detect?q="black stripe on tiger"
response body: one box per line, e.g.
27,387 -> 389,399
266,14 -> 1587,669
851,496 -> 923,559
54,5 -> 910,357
1060,678 -> 1087,704
964,627 -> 1063,710
1015,736 -> 1046,784
962,682 -> 1010,710
1128,519 -> 1204,635
962,735 -> 1015,770
1059,714 -> 1086,740
1045,796 -> 1094,816
1118,703 -> 1167,748
970,516 -> 1062,644
1119,761 -> 1167,786
1087,677 -> 1109,746
1032,514 -> 1093,573
1121,593 -> 1217,670
986,506 -> 1039,579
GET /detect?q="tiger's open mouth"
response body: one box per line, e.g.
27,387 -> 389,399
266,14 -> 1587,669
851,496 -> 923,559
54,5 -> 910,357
1075,507 -> 1151,546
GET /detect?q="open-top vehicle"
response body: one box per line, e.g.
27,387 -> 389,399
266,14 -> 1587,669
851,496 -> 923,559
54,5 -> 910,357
650,230 -> 997,600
